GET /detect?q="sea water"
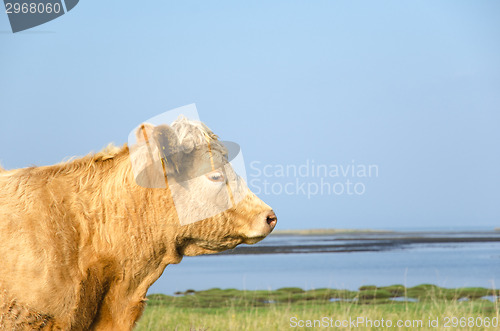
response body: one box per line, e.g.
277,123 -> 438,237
148,231 -> 500,295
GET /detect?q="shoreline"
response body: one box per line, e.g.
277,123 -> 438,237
271,228 -> 499,236
216,229 -> 500,255
270,228 -> 396,236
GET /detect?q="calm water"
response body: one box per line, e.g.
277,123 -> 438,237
148,231 -> 500,295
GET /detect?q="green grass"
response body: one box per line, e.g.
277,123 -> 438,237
135,285 -> 499,330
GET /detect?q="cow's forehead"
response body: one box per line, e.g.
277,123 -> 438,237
128,106 -> 245,191
167,144 -> 230,182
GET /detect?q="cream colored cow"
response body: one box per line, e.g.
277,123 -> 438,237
0,118 -> 276,330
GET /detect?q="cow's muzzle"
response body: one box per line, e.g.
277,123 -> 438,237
265,210 -> 277,230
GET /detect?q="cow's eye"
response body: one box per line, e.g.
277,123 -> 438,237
206,170 -> 225,182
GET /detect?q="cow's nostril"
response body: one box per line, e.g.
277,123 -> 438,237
266,210 -> 277,227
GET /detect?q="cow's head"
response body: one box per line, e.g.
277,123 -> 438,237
133,117 -> 277,256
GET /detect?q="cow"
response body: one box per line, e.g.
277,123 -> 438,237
0,118 -> 277,330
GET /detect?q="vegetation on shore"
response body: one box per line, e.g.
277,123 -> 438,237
136,285 -> 499,330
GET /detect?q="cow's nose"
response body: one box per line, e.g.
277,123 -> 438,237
266,210 -> 277,229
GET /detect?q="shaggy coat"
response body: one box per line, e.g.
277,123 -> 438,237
0,122 -> 276,330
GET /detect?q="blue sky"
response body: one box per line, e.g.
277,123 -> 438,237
1,1 -> 499,229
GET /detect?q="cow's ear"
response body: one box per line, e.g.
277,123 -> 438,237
135,123 -> 155,143
153,124 -> 182,174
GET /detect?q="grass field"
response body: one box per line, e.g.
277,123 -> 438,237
135,285 -> 499,330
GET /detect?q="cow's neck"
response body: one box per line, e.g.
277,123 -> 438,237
75,150 -> 182,321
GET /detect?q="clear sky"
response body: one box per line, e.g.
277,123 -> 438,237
1,1 -> 499,230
